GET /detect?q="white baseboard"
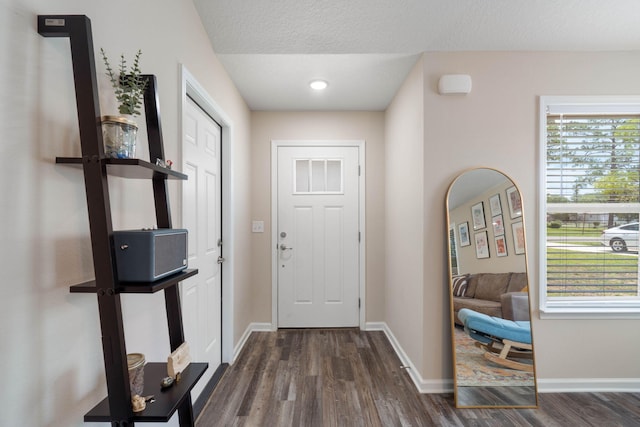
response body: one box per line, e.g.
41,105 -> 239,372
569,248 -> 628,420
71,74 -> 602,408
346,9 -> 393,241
232,322 -> 272,363
537,378 -> 640,393
364,322 -> 453,393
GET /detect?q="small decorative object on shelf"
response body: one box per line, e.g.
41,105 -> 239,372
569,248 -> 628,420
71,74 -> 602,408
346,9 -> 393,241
131,394 -> 146,413
167,342 -> 191,379
100,48 -> 147,158
155,158 -> 173,169
160,376 -> 175,389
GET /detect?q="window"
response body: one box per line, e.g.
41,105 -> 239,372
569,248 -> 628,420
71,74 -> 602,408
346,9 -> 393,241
540,96 -> 640,317
294,158 -> 343,194
449,225 -> 459,275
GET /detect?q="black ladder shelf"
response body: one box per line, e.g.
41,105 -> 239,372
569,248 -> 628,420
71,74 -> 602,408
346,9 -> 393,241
38,15 -> 206,426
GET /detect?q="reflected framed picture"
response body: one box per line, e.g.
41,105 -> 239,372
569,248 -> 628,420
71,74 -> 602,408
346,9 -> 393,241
512,221 -> 526,254
458,222 -> 471,247
492,214 -> 505,236
471,202 -> 486,230
506,186 -> 522,219
489,193 -> 502,216
474,231 -> 490,259
495,235 -> 508,257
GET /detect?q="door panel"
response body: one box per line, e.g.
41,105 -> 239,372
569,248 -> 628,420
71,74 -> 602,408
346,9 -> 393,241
293,206 -> 313,303
181,97 -> 222,399
277,146 -> 359,328
324,206 -> 344,303
184,163 -> 198,259
206,171 -> 218,255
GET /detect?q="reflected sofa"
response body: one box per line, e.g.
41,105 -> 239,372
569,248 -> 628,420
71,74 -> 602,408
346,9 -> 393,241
451,272 -> 529,325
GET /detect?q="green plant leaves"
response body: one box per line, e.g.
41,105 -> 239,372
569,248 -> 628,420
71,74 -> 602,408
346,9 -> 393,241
100,48 -> 147,116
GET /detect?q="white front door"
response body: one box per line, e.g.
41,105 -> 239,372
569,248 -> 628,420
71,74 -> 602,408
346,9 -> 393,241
276,145 -> 360,327
181,97 -> 222,398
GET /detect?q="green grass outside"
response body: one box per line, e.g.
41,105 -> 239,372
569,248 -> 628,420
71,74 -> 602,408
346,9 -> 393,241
562,241 -> 602,247
546,247 -> 638,297
547,226 -> 605,237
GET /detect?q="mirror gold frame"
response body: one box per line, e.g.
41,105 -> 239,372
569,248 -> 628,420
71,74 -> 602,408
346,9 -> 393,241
446,167 -> 538,408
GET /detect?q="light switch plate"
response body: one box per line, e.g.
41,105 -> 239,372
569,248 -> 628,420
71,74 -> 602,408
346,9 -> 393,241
252,220 -> 264,233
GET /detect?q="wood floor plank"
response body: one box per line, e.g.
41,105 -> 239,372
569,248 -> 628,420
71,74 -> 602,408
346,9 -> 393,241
244,335 -> 281,425
273,359 -> 293,401
296,374 -> 323,427
236,349 -> 269,416
196,329 -> 640,427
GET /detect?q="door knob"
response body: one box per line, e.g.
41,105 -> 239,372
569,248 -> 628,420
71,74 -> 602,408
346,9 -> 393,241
280,244 -> 293,251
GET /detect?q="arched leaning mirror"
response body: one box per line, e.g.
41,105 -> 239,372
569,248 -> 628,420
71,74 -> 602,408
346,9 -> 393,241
446,168 -> 537,408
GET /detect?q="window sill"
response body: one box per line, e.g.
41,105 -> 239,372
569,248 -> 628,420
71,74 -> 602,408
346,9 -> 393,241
540,303 -> 640,319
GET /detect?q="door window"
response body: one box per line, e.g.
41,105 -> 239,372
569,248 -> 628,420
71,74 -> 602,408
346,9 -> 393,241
294,158 -> 343,194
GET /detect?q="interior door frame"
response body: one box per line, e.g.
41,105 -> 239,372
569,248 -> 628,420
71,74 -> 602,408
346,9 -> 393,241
180,65 -> 233,364
271,140 -> 366,330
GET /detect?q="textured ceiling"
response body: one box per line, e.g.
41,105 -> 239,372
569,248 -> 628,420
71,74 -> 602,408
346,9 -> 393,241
193,0 -> 640,111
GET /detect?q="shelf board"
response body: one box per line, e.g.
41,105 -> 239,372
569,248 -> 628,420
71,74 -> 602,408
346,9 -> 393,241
70,269 -> 198,294
56,157 -> 188,180
84,362 -> 208,423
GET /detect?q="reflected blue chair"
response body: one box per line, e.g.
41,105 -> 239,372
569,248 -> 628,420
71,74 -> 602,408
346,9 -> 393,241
458,308 -> 533,372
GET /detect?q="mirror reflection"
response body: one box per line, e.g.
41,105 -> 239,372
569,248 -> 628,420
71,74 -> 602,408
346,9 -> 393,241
446,168 -> 537,408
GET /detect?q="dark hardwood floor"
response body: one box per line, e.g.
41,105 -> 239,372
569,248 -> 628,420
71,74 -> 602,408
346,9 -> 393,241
196,329 -> 640,426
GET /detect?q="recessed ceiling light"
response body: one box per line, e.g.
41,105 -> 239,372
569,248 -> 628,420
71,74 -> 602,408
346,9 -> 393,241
309,80 -> 328,90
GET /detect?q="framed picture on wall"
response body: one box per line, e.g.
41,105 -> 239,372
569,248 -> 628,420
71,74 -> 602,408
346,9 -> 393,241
471,202 -> 486,230
492,214 -> 505,236
458,222 -> 471,247
474,231 -> 490,259
489,193 -> 502,216
495,235 -> 508,257
506,186 -> 523,219
512,221 -> 526,254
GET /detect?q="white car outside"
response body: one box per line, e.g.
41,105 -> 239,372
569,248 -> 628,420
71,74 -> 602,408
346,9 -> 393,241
601,222 -> 639,252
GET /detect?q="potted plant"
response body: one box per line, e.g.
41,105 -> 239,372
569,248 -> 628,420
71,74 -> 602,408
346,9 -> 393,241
100,48 -> 147,158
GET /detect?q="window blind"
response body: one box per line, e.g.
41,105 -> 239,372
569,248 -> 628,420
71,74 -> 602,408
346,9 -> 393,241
545,114 -> 640,298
